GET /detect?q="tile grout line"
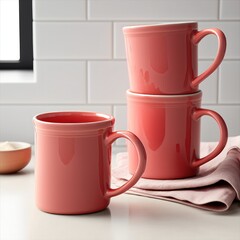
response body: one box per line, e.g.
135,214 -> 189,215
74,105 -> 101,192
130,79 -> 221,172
218,0 -> 221,20
111,104 -> 114,117
32,58 -> 240,62
217,67 -> 220,104
86,60 -> 89,104
32,19 -> 240,23
111,21 -> 114,59
1,103 -> 240,106
85,0 -> 88,20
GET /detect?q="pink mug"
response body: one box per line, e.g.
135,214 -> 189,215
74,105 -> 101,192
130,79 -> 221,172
127,90 -> 228,179
123,22 -> 226,94
33,111 -> 146,214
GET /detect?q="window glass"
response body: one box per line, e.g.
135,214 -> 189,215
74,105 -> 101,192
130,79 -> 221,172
0,0 -> 20,61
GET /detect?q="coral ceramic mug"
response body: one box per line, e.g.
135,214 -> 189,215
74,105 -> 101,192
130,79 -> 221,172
123,22 -> 226,94
127,90 -> 228,179
33,111 -> 146,214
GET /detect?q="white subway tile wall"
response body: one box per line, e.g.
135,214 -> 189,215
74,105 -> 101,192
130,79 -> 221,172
220,0 -> 240,20
33,0 -> 86,20
88,61 -> 129,104
198,21 -> 240,59
219,60 -> 240,103
33,22 -> 112,59
0,0 -> 239,144
88,0 -> 219,20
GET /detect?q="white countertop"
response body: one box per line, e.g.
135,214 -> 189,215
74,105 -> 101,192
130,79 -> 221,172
0,153 -> 240,240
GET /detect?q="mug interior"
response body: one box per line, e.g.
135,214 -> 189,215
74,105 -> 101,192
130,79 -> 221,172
36,112 -> 113,124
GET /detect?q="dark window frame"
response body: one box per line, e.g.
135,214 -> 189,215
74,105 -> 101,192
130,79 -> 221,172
0,0 -> 33,70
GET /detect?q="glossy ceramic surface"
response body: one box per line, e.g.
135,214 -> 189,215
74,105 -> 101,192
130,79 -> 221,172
33,111 -> 146,214
0,142 -> 31,174
123,22 -> 226,94
127,90 -> 228,179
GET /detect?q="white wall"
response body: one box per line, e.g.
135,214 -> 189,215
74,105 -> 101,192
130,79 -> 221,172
0,0 -> 240,145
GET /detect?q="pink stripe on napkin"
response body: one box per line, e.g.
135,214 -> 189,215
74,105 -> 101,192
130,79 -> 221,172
112,136 -> 240,212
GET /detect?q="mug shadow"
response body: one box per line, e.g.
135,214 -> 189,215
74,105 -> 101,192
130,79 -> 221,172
40,206 -> 112,218
72,207 -> 111,219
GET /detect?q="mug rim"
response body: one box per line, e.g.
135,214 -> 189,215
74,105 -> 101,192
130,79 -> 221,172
127,90 -> 202,103
33,111 -> 115,132
123,21 -> 197,34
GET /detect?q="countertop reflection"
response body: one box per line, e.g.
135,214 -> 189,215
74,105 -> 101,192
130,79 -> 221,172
0,153 -> 239,240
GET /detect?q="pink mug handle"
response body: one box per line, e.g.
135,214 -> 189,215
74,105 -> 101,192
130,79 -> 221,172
191,28 -> 226,88
191,108 -> 228,168
104,131 -> 146,198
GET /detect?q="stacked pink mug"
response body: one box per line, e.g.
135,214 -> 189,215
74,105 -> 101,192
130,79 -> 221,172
123,22 -> 228,179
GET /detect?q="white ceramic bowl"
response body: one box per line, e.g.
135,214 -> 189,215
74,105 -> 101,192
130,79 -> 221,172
0,142 -> 32,174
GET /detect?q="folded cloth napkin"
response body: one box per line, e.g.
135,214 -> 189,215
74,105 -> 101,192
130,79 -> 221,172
112,136 -> 240,212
